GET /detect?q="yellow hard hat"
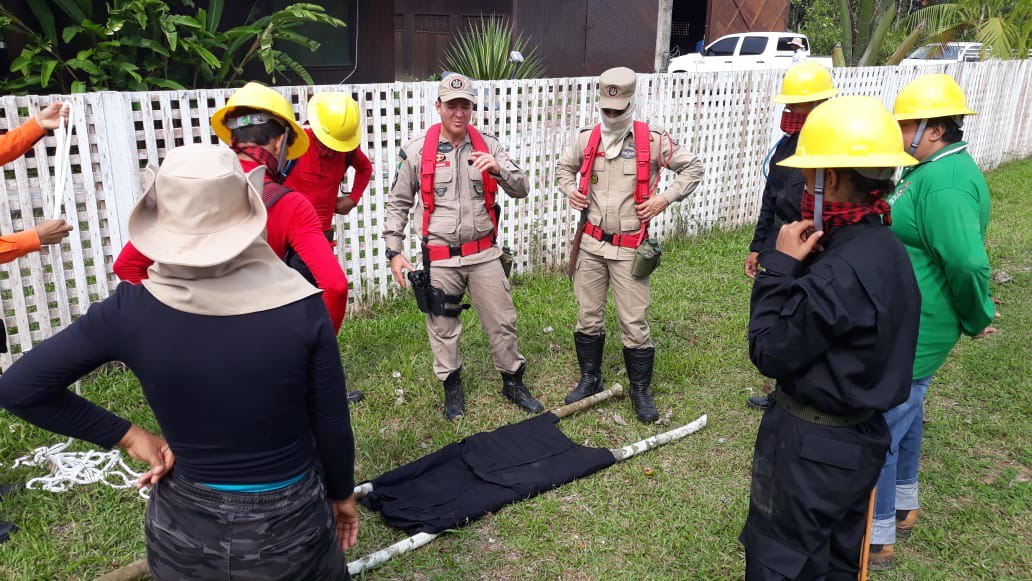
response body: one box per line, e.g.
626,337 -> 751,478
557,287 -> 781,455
210,82 -> 309,160
307,93 -> 362,152
779,96 -> 919,169
773,61 -> 840,104
893,73 -> 976,120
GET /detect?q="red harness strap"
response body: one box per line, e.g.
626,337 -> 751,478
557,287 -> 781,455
578,121 -> 652,248
419,124 -> 499,261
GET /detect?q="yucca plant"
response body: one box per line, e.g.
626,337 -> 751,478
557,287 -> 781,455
440,16 -> 545,80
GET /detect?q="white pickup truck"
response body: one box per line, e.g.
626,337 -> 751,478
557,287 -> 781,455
669,32 -> 833,73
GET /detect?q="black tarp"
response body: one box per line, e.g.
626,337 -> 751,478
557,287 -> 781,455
358,412 -> 617,534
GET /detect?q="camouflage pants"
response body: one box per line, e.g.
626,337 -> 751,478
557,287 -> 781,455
145,470 -> 350,580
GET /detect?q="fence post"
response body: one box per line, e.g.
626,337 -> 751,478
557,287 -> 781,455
92,91 -> 142,256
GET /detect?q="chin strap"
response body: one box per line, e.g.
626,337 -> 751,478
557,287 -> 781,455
907,118 -> 928,156
813,169 -> 825,233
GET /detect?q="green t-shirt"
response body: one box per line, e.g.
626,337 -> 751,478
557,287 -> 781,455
887,142 -> 994,379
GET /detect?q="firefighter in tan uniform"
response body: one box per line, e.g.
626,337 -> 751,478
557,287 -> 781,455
557,67 -> 704,422
385,73 -> 543,420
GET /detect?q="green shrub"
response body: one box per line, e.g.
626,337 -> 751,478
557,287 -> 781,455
0,0 -> 346,93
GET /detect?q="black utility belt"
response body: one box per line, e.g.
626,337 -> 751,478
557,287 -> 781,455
774,388 -> 873,427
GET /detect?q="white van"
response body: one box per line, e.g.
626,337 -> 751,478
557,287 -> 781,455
669,33 -> 833,72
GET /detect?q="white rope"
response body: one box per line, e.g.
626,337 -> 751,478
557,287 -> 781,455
50,102 -> 75,220
8,381 -> 149,499
7,117 -> 149,499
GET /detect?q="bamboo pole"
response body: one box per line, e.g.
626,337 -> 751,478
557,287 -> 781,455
551,384 -> 624,418
347,532 -> 440,576
858,488 -> 876,580
610,414 -> 707,461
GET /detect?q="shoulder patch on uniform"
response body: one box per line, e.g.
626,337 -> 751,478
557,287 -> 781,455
397,148 -> 407,160
578,126 -> 594,133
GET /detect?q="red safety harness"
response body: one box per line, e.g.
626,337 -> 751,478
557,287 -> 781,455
420,124 -> 498,262
578,121 -> 652,248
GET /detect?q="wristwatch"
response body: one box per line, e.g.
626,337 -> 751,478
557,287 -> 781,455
385,249 -> 401,263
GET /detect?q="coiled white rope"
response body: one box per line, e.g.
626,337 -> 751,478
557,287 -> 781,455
5,103 -> 149,500
8,381 -> 149,499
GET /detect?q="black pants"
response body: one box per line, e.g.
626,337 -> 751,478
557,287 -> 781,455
145,470 -> 349,580
739,404 -> 889,580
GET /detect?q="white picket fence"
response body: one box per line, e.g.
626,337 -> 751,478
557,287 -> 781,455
1,60 -> 1030,364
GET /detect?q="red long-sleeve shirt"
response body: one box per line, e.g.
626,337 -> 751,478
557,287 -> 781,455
284,128 -> 372,231
113,157 -> 348,331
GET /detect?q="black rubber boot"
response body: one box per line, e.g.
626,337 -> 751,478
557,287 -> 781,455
0,520 -> 16,545
442,368 -> 465,420
624,347 -> 659,423
564,332 -> 605,404
501,363 -> 544,413
746,392 -> 774,410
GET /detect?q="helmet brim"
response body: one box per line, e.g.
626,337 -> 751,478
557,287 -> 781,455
773,87 -> 840,104
778,151 -> 919,169
211,104 -> 310,160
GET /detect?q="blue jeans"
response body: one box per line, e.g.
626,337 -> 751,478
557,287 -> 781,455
872,375 -> 933,545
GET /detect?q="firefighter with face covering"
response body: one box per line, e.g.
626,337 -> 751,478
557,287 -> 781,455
739,96 -> 922,579
556,67 -> 704,423
744,61 -> 840,411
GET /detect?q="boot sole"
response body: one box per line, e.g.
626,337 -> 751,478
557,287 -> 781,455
564,389 -> 604,405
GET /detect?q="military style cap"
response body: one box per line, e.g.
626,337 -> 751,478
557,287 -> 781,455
439,73 -> 477,104
599,67 -> 636,110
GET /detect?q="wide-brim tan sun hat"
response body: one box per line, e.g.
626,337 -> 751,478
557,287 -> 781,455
128,144 -> 268,267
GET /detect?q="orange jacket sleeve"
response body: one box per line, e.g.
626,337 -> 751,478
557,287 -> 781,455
0,118 -> 46,167
0,228 -> 42,264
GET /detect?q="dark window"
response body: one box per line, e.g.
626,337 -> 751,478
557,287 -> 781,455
415,14 -> 450,34
740,37 -> 768,56
705,37 -> 739,57
776,37 -> 808,51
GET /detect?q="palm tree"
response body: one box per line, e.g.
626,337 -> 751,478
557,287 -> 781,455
901,0 -> 1032,59
836,0 -> 900,66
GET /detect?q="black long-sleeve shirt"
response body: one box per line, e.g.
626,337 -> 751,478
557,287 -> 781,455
748,215 -> 921,415
0,284 -> 356,499
749,133 -> 805,252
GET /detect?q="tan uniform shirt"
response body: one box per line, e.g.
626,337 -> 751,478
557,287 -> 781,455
385,128 -> 529,267
557,125 -> 704,259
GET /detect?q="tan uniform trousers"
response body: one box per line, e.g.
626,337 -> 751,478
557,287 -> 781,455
427,258 -> 525,380
574,248 -> 652,349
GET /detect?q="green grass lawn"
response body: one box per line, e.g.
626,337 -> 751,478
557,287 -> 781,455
1,160 -> 1029,579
